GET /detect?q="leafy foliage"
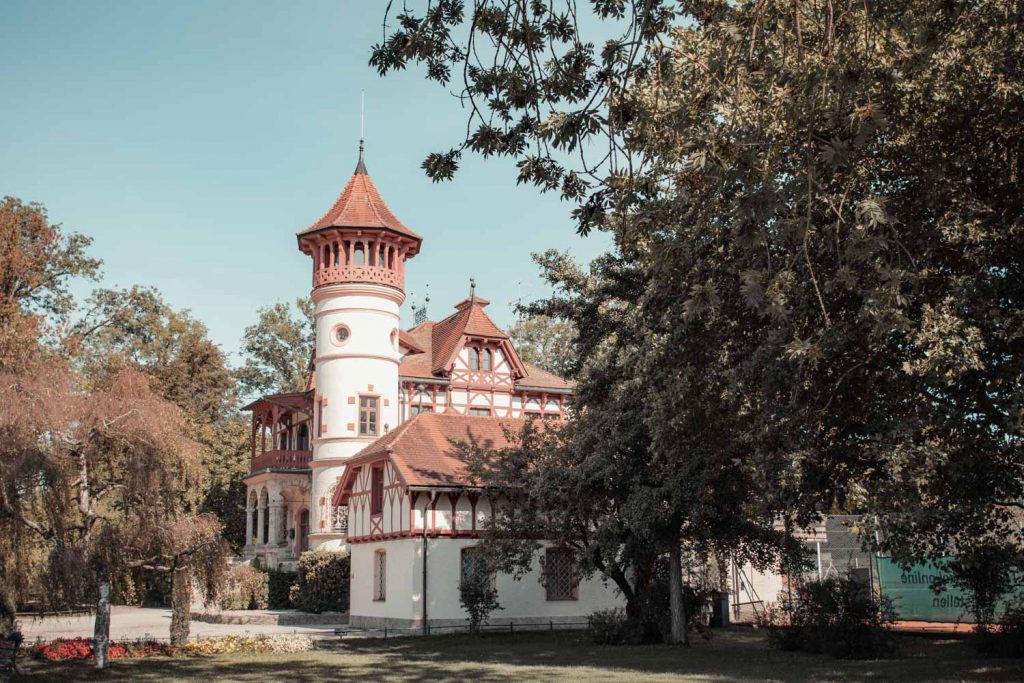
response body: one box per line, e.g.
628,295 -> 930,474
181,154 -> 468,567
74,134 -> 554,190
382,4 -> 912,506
291,551 -> 350,614
458,573 -> 502,635
507,311 -> 577,377
267,569 -> 297,610
236,298 -> 314,398
379,0 -> 1024,604
220,564 -> 269,611
765,574 -> 896,659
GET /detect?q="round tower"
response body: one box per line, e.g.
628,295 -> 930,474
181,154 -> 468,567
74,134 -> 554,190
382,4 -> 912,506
297,141 -> 421,551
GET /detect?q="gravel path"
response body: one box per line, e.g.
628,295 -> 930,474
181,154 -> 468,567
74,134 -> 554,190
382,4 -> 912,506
18,606 -> 344,642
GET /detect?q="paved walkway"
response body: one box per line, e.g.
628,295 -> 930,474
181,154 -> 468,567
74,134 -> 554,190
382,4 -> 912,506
18,606 -> 343,642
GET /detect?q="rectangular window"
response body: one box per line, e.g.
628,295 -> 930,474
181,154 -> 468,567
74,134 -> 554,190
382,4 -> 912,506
461,547 -> 495,591
359,396 -> 379,436
374,550 -> 386,601
315,396 -> 323,436
544,548 -> 578,601
410,405 -> 431,416
469,408 -> 491,416
370,466 -> 384,516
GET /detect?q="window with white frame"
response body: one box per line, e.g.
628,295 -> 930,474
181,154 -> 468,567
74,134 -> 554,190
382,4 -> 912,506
359,396 -> 379,436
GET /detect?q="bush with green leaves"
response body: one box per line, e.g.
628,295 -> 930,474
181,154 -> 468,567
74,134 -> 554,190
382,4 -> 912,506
458,574 -> 501,635
588,609 -> 628,645
972,600 -> 1024,658
291,551 -> 349,614
219,564 -> 268,611
766,574 -> 896,659
267,569 -> 296,610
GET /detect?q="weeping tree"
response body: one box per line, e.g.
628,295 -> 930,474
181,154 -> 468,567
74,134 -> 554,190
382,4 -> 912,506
0,362 -> 227,665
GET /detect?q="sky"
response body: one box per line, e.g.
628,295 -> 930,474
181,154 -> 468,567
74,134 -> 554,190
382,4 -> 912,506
0,0 -> 612,363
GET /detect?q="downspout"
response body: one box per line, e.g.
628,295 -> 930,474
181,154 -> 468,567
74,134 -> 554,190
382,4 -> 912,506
422,491 -> 433,636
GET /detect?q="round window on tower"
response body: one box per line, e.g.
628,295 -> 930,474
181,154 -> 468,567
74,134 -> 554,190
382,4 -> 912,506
390,328 -> 398,350
332,324 -> 351,347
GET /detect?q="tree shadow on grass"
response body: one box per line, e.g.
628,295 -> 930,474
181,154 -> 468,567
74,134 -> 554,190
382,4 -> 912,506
17,629 -> 1024,682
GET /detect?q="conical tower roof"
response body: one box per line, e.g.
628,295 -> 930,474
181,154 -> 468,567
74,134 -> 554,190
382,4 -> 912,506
298,141 -> 421,242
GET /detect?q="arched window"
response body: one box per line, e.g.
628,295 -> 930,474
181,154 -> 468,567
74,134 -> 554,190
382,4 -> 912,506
483,349 -> 493,372
354,243 -> 365,266
469,347 -> 480,371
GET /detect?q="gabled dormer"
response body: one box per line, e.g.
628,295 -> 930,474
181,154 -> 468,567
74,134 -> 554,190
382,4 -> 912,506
430,296 -> 526,387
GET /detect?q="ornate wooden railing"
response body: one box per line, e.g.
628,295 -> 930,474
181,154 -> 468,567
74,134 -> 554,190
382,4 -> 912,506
250,449 -> 312,472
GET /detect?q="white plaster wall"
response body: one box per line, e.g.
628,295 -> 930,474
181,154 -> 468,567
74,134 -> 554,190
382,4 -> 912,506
310,283 -> 403,548
349,537 -> 623,628
731,561 -> 786,622
350,539 -> 420,625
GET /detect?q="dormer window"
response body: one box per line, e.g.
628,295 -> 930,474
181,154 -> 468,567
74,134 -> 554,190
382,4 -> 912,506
483,349 -> 493,372
469,347 -> 481,371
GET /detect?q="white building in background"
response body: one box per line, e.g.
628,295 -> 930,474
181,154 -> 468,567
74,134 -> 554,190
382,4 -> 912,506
240,142 -> 616,629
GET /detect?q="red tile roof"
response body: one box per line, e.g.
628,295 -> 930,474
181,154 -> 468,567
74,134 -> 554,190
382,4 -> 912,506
430,299 -> 509,373
517,362 -> 574,392
298,150 -> 421,242
346,413 -> 528,487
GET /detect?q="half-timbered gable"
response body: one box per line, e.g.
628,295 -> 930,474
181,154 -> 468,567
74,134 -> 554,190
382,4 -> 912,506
334,413 -> 529,542
398,296 -> 572,421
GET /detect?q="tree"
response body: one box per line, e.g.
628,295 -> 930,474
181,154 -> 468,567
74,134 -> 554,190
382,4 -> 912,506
0,363 -> 226,664
378,0 -> 1024,632
72,287 -> 250,550
0,196 -> 99,369
237,298 -> 314,398
507,310 -> 577,377
0,198 -> 231,664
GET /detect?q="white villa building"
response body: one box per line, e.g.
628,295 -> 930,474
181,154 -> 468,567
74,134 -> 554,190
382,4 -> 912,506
241,142 -> 621,629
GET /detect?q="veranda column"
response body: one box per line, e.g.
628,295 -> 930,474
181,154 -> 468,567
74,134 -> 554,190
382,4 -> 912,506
244,499 -> 254,548
256,504 -> 266,546
268,503 -> 281,547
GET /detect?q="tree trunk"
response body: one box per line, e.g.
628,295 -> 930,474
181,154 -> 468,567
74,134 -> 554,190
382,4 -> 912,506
668,542 -> 689,646
93,577 -> 111,669
170,567 -> 192,646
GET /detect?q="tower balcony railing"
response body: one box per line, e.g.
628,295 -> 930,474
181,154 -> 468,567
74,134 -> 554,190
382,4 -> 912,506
313,264 -> 403,289
250,449 -> 313,473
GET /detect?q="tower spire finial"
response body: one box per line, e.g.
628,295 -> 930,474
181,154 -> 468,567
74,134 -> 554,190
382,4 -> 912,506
355,90 -> 367,174
469,277 -> 476,305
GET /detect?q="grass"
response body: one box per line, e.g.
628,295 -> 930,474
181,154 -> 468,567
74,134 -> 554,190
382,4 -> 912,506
14,627 -> 1024,682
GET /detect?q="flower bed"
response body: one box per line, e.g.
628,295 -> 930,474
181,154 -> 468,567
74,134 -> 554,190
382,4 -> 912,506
31,634 -> 315,661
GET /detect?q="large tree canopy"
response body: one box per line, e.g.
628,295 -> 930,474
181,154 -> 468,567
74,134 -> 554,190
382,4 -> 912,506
237,298 -> 315,398
376,0 -> 1024,626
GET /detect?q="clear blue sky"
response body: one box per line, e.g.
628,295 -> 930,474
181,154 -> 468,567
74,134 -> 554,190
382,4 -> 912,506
0,0 -> 610,362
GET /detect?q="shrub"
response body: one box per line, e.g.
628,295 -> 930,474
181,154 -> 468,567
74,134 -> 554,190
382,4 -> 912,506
765,573 -> 896,659
588,609 -> 629,644
458,575 -> 501,635
268,569 -> 297,609
292,551 -> 350,613
220,564 -> 269,610
973,600 -> 1024,657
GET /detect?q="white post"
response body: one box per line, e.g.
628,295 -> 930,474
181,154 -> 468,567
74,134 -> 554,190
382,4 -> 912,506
269,504 -> 281,546
245,503 -> 254,547
257,505 -> 266,546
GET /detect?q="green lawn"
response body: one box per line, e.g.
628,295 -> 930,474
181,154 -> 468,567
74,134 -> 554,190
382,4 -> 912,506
15,627 -> 1024,682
